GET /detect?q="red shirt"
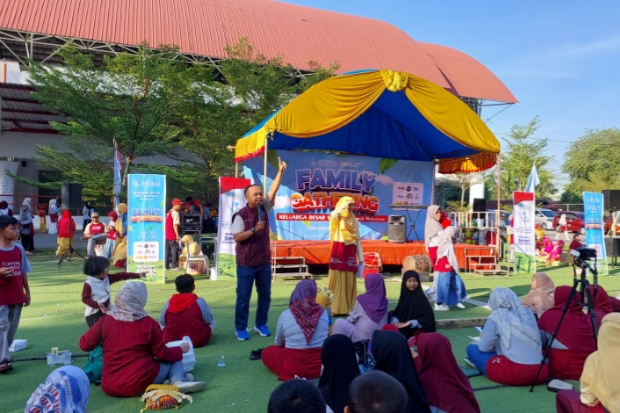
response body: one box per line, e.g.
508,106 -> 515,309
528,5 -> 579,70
87,222 -> 106,235
569,240 -> 583,251
58,217 -> 76,238
0,245 -> 26,305
427,246 -> 451,272
79,315 -> 183,397
163,301 -> 212,347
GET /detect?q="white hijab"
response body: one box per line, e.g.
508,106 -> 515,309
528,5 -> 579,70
488,287 -> 541,351
435,226 -> 460,272
424,205 -> 444,250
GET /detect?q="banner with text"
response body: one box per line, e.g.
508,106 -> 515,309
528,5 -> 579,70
513,191 -> 536,273
216,177 -> 251,278
583,191 -> 608,275
127,174 -> 166,283
243,151 -> 434,241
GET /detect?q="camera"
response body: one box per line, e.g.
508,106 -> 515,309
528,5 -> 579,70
570,247 -> 597,267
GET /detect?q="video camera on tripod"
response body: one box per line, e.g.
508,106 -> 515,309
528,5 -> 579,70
570,247 -> 597,268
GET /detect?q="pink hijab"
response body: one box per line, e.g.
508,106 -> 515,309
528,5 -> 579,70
521,272 -> 555,318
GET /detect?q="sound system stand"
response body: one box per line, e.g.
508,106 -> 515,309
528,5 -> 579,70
389,205 -> 429,240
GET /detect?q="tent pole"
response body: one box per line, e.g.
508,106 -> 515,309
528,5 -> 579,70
263,135 -> 268,195
497,153 -> 501,258
235,162 -> 238,178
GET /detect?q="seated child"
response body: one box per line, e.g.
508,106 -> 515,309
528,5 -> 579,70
569,234 -> 584,251
82,256 -> 144,328
186,242 -> 208,275
159,274 -> 214,347
538,238 -> 554,260
548,240 -> 565,266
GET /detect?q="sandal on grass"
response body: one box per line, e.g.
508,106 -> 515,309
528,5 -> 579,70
0,361 -> 13,373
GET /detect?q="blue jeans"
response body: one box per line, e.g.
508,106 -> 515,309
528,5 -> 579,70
154,361 -> 186,384
466,343 -> 496,376
435,270 -> 467,306
235,263 -> 272,331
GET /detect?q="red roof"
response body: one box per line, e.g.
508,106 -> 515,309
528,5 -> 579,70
418,42 -> 518,103
0,0 -> 517,103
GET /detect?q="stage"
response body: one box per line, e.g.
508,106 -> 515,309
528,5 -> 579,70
272,240 -> 494,269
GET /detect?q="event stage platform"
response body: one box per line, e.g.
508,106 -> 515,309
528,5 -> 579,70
272,240 -> 494,269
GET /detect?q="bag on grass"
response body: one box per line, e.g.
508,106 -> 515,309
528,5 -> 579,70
84,343 -> 103,384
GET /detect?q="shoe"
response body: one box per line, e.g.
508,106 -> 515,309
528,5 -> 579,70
456,303 -> 466,309
170,267 -> 182,271
185,373 -> 194,381
0,361 -> 13,373
250,348 -> 264,360
547,379 -> 573,393
175,381 -> 206,394
235,329 -> 250,341
434,304 -> 449,311
254,325 -> 271,337
463,357 -> 476,369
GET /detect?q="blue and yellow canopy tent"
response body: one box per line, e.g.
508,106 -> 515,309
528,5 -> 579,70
234,69 -> 500,175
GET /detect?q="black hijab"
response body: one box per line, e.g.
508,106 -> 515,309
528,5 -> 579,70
392,271 -> 436,338
318,335 -> 360,413
372,330 -> 431,413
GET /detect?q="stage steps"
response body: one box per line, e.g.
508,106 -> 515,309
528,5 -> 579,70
271,256 -> 313,282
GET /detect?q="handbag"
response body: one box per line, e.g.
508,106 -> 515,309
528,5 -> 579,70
84,343 -> 103,384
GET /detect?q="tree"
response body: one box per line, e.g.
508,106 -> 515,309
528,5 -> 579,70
437,172 -> 484,209
562,128 -> 620,193
166,38 -> 339,200
486,117 -> 556,200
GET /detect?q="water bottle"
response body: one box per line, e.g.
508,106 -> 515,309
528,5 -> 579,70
217,355 -> 226,367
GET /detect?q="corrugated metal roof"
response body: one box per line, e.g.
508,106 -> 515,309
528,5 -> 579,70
418,42 -> 518,103
0,0 -> 516,102
0,83 -> 64,134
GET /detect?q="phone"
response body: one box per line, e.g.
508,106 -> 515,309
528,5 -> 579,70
475,326 -> 484,333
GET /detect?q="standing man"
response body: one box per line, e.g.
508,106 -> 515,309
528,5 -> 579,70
165,198 -> 183,270
81,212 -> 107,257
232,158 -> 287,340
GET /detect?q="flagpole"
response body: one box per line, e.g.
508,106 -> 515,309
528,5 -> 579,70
497,153 -> 501,258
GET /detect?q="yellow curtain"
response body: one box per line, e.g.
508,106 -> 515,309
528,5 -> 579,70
235,70 -> 499,167
437,152 -> 499,174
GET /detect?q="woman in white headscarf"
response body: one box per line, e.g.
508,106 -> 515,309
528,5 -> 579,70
24,366 -> 90,413
424,205 -> 465,311
465,287 -> 548,386
48,199 -> 60,235
18,199 -> 34,254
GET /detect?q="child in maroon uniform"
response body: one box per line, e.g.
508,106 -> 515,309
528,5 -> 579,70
82,256 -> 144,328
0,215 -> 32,373
159,274 -> 214,347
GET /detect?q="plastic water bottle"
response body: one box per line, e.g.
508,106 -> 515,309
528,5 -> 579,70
217,355 -> 226,367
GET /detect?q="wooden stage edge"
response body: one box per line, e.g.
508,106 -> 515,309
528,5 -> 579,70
272,240 -> 493,268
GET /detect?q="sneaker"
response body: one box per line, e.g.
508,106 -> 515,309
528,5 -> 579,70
456,303 -> 466,309
547,379 -> 573,393
235,329 -> 250,341
463,357 -> 476,369
254,325 -> 271,337
170,267 -> 182,271
175,381 -> 206,394
434,303 -> 449,311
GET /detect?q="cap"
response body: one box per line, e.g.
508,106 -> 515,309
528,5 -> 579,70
91,212 -> 100,217
171,198 -> 184,206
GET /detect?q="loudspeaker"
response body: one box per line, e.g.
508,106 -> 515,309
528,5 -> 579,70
61,183 -> 83,210
602,190 -> 620,210
388,215 -> 406,243
473,198 -> 486,212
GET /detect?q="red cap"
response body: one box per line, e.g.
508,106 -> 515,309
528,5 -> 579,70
171,198 -> 184,205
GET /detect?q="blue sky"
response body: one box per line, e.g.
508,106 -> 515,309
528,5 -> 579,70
283,0 -> 620,188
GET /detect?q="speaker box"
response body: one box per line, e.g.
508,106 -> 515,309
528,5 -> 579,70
388,215 -> 406,243
473,198 -> 486,212
602,190 -> 620,210
61,183 -> 83,210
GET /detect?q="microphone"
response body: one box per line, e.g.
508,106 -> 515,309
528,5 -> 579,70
257,202 -> 263,222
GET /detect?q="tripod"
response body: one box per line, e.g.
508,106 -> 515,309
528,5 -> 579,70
529,255 -> 599,392
57,212 -> 85,268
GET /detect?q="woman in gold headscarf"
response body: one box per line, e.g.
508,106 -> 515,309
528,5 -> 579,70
112,203 -> 128,266
328,196 -> 362,315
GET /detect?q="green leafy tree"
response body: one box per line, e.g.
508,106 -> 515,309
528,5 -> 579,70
562,128 -> 620,193
486,117 -> 556,200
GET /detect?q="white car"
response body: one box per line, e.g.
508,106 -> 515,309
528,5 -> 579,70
535,208 -> 555,230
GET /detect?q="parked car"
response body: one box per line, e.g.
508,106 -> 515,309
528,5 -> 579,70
535,208 -> 555,230
552,211 -> 611,235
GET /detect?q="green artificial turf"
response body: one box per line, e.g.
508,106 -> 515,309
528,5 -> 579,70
2,255 -> 619,413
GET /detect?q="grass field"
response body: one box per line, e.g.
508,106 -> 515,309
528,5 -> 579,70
3,253 -> 619,413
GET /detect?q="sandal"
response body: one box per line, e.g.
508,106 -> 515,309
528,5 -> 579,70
0,361 -> 13,373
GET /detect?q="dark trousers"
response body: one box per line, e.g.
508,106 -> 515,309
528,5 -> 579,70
235,263 -> 272,331
83,219 -> 91,232
20,235 -> 34,252
85,310 -> 105,328
166,240 -> 180,269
